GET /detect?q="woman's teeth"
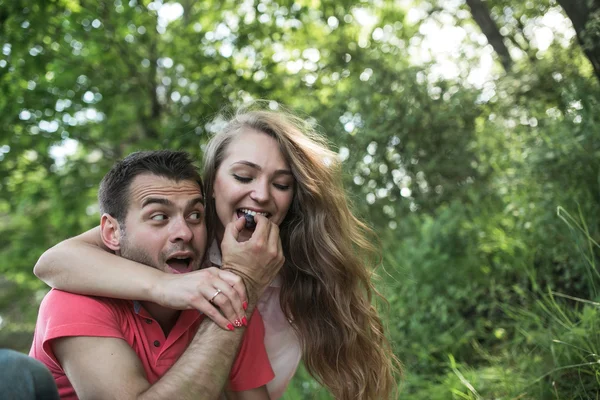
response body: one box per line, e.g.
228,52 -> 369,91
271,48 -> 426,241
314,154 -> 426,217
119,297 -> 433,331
238,209 -> 268,230
239,208 -> 268,217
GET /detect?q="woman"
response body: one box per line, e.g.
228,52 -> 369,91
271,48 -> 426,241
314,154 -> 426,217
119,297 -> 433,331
34,104 -> 401,399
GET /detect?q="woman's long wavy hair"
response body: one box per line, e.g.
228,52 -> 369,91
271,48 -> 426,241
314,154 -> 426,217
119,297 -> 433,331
202,104 -> 401,399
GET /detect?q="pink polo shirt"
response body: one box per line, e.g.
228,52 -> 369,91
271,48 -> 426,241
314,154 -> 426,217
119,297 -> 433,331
29,289 -> 273,399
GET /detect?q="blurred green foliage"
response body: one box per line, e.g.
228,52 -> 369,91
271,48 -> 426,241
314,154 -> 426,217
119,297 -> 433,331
1,0 -> 600,398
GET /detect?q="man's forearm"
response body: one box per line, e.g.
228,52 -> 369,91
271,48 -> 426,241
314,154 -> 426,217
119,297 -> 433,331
138,305 -> 257,400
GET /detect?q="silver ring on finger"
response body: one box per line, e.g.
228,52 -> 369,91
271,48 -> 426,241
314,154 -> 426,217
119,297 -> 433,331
209,289 -> 222,304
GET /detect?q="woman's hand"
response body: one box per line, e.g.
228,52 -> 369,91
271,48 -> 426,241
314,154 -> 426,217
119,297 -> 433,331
220,215 -> 285,303
152,267 -> 248,331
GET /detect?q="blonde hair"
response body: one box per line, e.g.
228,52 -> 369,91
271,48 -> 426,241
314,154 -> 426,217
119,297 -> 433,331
203,104 -> 401,399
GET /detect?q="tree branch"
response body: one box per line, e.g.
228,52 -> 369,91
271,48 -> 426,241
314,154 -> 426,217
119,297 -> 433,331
556,0 -> 600,83
465,0 -> 513,71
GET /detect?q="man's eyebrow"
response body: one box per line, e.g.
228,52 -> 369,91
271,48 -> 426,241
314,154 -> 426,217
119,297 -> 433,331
187,196 -> 205,207
141,197 -> 172,208
233,161 -> 293,176
141,196 -> 205,208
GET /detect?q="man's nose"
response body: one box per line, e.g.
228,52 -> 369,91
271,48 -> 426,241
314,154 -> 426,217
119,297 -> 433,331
169,216 -> 193,242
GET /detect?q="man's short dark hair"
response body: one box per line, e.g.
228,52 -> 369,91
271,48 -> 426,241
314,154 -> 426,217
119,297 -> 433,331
98,150 -> 204,223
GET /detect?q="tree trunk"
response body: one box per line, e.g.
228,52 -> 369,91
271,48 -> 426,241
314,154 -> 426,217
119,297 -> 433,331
556,0 -> 600,83
465,0 -> 512,71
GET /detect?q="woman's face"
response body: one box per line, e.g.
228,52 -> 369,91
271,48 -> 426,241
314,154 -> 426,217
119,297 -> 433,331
212,128 -> 295,242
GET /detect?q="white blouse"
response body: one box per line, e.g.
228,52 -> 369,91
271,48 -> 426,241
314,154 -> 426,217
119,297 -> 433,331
208,241 -> 302,399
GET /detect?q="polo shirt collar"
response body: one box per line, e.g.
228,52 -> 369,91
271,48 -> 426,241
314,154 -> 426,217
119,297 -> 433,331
131,300 -> 202,341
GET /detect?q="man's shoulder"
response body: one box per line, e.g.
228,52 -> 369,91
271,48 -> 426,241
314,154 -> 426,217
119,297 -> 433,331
34,290 -> 133,346
40,289 -> 129,316
31,291 -> 134,378
42,288 -> 124,304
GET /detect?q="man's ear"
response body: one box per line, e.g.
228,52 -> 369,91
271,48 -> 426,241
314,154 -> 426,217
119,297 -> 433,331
100,214 -> 122,252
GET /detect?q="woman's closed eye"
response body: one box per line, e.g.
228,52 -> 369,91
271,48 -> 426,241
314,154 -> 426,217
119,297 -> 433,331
233,174 -> 252,183
233,173 -> 292,191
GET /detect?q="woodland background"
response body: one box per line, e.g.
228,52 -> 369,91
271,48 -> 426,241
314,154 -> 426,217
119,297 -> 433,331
1,0 -> 600,398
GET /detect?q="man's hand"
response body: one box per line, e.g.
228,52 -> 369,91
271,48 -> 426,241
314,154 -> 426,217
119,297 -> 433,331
220,215 -> 285,303
153,267 -> 248,331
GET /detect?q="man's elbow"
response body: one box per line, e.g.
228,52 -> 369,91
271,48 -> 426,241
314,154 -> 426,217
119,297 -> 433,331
33,247 -> 58,282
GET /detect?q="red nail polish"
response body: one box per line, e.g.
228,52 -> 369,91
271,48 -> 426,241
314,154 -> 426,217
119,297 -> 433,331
234,319 -> 242,328
242,301 -> 248,311
242,316 -> 247,326
227,323 -> 234,331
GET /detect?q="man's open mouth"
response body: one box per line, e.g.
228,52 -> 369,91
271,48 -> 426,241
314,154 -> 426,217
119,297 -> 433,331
166,255 -> 193,274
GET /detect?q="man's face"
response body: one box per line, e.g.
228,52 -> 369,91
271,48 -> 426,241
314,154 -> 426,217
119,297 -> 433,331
118,174 -> 207,274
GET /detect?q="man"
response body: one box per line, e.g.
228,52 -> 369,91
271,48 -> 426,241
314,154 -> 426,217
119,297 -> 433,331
28,150 -> 284,399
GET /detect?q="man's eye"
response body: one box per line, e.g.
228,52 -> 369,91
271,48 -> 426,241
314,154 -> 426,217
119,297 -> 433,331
151,214 -> 167,221
189,212 -> 203,220
233,174 -> 252,183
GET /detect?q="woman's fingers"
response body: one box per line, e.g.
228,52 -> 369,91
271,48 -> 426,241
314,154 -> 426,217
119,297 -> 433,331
267,222 -> 282,261
224,215 -> 247,242
208,279 -> 247,328
158,268 -> 246,331
190,296 -> 235,331
250,214 -> 272,247
218,269 -> 248,311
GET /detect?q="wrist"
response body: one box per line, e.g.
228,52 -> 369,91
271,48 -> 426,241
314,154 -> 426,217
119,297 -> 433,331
242,282 -> 260,306
144,269 -> 166,304
220,266 -> 262,305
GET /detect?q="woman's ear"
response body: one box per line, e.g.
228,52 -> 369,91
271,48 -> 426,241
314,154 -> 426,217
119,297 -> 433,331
100,214 -> 122,252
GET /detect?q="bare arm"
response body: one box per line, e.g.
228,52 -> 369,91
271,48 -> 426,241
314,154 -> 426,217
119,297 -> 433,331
35,227 -> 159,302
54,319 -> 254,400
34,227 -> 246,330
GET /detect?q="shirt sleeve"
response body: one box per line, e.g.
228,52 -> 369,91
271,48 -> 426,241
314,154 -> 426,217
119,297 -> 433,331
36,289 -> 125,368
228,309 -> 275,391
